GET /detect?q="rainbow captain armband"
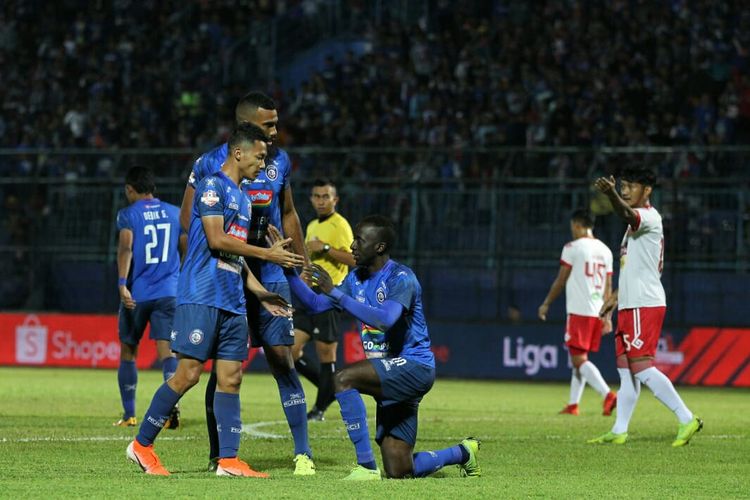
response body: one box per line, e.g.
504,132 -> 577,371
118,277 -> 127,287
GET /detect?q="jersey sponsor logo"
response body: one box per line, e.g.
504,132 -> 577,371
247,189 -> 273,207
227,223 -> 248,241
217,259 -> 241,274
201,190 -> 219,207
189,329 -> 204,345
205,178 -> 216,187
265,165 -> 278,181
282,392 -> 306,407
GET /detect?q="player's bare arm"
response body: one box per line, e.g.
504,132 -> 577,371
282,186 -> 311,266
179,184 -> 195,232
201,215 -> 304,267
308,238 -> 356,267
538,264 -> 572,321
117,228 -> 136,309
594,175 -> 639,227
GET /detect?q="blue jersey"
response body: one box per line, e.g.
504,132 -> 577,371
178,171 -> 252,314
189,143 -> 292,283
116,198 -> 181,301
339,260 -> 434,367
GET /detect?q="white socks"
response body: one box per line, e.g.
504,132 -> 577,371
569,371 -> 585,405
579,361 -> 611,397
612,368 -> 641,434
635,367 -> 693,424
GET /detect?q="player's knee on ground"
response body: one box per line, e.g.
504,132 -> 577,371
380,440 -> 415,479
120,343 -> 138,361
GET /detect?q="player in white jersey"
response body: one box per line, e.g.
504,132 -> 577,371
590,167 -> 702,447
539,209 -> 617,416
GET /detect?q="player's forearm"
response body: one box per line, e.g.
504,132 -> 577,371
287,273 -> 334,313
328,248 -> 356,267
327,289 -> 402,330
605,190 -> 638,227
542,279 -> 564,307
283,210 -> 310,265
243,263 -> 268,296
179,185 -> 195,232
206,233 -> 270,260
116,247 -> 132,282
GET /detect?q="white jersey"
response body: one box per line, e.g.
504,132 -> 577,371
618,205 -> 666,309
560,237 -> 613,317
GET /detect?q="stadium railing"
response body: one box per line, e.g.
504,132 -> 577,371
0,146 -> 748,319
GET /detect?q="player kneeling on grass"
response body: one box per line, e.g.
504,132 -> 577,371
126,124 -> 294,477
277,216 -> 480,480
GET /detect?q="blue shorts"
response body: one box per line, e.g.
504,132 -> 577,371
118,297 -> 176,345
170,304 -> 249,362
248,281 -> 295,348
370,357 -> 435,446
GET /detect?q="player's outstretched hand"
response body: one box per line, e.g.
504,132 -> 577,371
305,263 -> 334,293
537,303 -> 549,321
119,287 -> 136,310
257,291 -> 293,317
267,239 -> 305,268
265,224 -> 288,248
594,175 -> 616,194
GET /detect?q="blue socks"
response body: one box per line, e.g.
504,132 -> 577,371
214,392 -> 242,458
162,356 -> 177,381
117,360 -> 137,419
336,388 -> 376,470
275,370 -> 312,457
136,383 -> 181,446
413,445 -> 468,477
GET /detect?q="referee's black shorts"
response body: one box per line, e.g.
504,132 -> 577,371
293,305 -> 340,343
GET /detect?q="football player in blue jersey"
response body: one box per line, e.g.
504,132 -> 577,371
114,166 -> 186,429
126,124 -> 293,477
180,92 -> 315,475
278,216 -> 481,480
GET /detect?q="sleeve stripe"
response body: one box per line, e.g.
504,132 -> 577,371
560,259 -> 572,267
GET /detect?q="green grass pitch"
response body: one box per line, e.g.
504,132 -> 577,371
0,367 -> 748,498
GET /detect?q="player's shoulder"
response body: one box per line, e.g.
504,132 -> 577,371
193,143 -> 227,173
268,147 -> 291,175
388,261 -> 417,283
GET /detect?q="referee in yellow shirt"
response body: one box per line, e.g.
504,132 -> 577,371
292,179 -> 355,421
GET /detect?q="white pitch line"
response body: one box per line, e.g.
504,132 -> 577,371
0,435 -> 196,444
242,420 -> 287,439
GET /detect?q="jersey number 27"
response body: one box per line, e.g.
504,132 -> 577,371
144,223 -> 171,264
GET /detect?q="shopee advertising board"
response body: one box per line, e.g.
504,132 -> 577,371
1,313 -> 156,369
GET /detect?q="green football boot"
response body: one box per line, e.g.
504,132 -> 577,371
587,431 -> 628,444
672,416 -> 703,447
458,437 -> 482,477
342,464 -> 382,481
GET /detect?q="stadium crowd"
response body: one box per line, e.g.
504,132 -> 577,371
1,1 -> 749,179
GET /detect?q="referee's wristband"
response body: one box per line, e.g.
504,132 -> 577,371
118,277 -> 127,287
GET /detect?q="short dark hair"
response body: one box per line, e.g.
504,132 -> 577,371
620,166 -> 657,187
125,166 -> 155,194
227,123 -> 268,150
235,91 -> 276,122
313,178 -> 337,189
359,215 -> 397,252
571,208 -> 595,228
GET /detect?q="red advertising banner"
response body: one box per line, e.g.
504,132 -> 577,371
1,313 -> 158,369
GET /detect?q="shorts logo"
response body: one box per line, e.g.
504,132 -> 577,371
376,288 -> 386,303
200,190 -> 219,207
189,329 -> 204,345
170,330 -> 178,342
265,165 -> 278,181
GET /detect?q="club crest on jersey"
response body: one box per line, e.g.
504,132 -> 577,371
201,190 -> 219,207
248,189 -> 273,207
376,288 -> 386,303
189,329 -> 204,345
265,165 -> 278,181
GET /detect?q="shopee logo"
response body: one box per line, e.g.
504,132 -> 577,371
15,315 -> 48,364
